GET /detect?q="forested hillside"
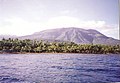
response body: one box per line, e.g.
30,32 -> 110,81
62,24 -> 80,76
0,38 -> 120,54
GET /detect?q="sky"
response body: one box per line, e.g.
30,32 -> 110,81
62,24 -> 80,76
0,0 -> 119,39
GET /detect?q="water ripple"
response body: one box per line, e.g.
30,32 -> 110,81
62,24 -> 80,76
0,54 -> 120,83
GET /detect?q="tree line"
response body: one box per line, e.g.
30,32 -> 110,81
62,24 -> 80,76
0,38 -> 120,54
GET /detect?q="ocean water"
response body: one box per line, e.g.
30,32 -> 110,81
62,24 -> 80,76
0,53 -> 120,83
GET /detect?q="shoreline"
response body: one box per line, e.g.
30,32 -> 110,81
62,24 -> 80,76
0,52 -> 118,55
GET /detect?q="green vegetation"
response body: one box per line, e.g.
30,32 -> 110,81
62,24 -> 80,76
0,38 -> 120,54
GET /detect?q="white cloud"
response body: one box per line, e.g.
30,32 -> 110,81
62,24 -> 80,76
45,16 -> 80,28
0,16 -> 119,39
99,24 -> 119,39
41,16 -> 106,29
0,17 -> 42,36
79,20 -> 105,28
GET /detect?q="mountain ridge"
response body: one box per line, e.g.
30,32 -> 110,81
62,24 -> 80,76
0,27 -> 119,45
18,27 -> 120,45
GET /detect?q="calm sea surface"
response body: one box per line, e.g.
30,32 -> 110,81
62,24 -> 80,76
0,53 -> 120,83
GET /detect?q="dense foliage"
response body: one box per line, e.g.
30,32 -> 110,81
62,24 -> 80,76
0,38 -> 120,54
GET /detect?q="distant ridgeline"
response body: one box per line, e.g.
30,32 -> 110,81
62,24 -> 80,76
0,38 -> 120,54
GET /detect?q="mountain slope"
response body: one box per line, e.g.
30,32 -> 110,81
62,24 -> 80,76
19,27 -> 120,45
